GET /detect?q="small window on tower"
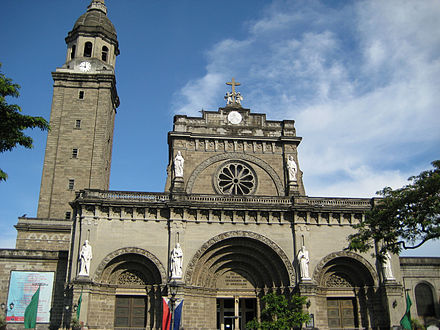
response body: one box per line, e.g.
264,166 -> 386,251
79,91 -> 84,99
68,179 -> 75,190
75,120 -> 81,128
71,45 -> 76,59
72,148 -> 78,158
84,42 -> 93,57
65,212 -> 71,220
102,46 -> 109,62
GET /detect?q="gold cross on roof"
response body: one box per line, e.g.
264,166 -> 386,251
226,78 -> 241,94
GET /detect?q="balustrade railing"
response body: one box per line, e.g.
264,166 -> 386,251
305,197 -> 371,208
78,190 -> 370,209
184,195 -> 292,205
79,190 -> 169,202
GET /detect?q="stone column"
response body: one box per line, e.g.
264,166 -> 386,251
298,282 -> 318,328
288,181 -> 300,196
234,296 -> 240,330
72,277 -> 93,328
381,281 -> 404,328
171,176 -> 185,193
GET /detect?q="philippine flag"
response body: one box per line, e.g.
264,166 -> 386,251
174,299 -> 184,330
162,298 -> 184,330
162,298 -> 171,330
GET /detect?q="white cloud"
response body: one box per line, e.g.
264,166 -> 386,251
304,166 -> 408,198
172,0 -> 440,199
172,73 -> 225,116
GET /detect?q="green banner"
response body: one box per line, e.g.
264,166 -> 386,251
24,287 -> 40,329
400,293 -> 412,330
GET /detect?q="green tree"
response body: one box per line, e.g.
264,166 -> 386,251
0,63 -> 49,181
246,292 -> 310,330
348,160 -> 440,257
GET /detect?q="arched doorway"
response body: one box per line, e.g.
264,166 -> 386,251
314,252 -> 379,329
94,248 -> 166,329
415,282 -> 436,320
185,231 -> 295,330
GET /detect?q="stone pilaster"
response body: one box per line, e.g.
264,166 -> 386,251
171,177 -> 184,193
381,281 -> 404,328
288,181 -> 300,196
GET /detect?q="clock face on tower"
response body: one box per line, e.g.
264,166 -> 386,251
79,61 -> 91,72
228,111 -> 242,124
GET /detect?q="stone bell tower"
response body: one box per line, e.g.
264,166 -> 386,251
37,0 -> 120,220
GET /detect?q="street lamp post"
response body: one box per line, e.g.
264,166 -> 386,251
169,281 -> 178,330
63,305 -> 70,329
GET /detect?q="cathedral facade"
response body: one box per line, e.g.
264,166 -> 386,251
1,1 -> 439,329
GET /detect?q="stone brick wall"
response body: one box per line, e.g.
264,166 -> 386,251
84,286 -> 116,329
0,250 -> 68,330
182,288 -> 217,330
14,217 -> 72,251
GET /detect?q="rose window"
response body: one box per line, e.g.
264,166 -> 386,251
215,161 -> 257,195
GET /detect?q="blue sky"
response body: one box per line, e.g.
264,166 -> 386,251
0,0 -> 439,255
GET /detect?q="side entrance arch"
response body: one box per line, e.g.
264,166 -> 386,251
312,251 -> 382,329
184,231 -> 295,330
80,247 -> 166,329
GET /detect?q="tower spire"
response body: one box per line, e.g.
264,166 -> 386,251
88,0 -> 107,15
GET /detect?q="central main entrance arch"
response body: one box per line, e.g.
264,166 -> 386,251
184,231 -> 295,329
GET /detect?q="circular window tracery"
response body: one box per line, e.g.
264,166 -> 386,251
214,161 -> 257,195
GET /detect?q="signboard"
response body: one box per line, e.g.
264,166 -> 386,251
6,271 -> 54,323
216,271 -> 254,289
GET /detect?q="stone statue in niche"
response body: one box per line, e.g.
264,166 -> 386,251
383,251 -> 395,280
298,245 -> 310,280
171,243 -> 183,279
174,151 -> 184,178
287,155 -> 297,182
79,240 -> 93,276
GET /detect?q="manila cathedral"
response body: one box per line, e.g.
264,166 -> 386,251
1,1 -> 439,330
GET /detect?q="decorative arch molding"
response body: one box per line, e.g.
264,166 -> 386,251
185,230 -> 295,286
313,251 -> 379,287
185,153 -> 284,196
415,280 -> 436,292
94,247 -> 167,284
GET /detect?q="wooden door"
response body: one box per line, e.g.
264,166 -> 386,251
114,295 -> 146,329
327,298 -> 357,329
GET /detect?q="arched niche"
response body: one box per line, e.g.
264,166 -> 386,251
185,231 -> 295,290
94,247 -> 166,285
313,251 -> 378,287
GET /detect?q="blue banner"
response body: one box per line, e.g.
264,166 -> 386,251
6,271 -> 54,323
